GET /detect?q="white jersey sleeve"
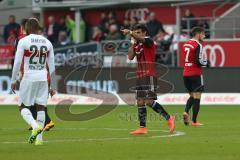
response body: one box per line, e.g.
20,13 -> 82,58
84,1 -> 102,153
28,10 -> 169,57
11,39 -> 25,83
196,41 -> 208,66
47,43 -> 56,89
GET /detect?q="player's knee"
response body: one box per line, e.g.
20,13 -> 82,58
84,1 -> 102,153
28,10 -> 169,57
18,106 -> 23,112
35,104 -> 45,111
19,103 -> 28,111
145,99 -> 154,107
137,98 -> 145,106
189,92 -> 194,97
193,92 -> 202,99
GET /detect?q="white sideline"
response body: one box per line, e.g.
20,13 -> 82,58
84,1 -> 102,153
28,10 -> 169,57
1,93 -> 240,105
0,127 -> 185,144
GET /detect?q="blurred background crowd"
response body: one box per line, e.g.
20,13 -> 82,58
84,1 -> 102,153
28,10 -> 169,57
2,9 -> 210,46
0,0 -> 239,68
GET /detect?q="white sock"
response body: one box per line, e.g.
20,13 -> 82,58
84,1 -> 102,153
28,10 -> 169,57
21,108 -> 38,129
36,111 -> 45,141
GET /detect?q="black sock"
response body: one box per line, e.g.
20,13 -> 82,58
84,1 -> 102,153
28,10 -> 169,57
192,99 -> 200,123
138,106 -> 147,128
29,105 -> 37,120
45,107 -> 51,125
151,102 -> 170,120
185,97 -> 194,113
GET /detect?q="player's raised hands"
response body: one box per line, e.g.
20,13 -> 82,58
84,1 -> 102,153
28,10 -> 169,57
121,29 -> 131,35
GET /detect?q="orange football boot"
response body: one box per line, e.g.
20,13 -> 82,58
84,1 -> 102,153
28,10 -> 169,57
191,122 -> 204,126
129,127 -> 148,135
167,115 -> 175,134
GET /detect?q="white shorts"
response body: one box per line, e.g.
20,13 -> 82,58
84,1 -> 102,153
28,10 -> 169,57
19,80 -> 49,106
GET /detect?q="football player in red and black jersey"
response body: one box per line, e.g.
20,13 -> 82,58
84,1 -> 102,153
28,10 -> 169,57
182,27 -> 210,126
121,24 -> 175,135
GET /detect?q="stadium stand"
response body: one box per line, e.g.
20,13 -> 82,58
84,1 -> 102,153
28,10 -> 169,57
0,0 -> 238,70
213,2 -> 240,38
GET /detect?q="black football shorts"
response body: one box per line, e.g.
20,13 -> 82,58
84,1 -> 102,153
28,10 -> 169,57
136,76 -> 158,100
183,75 -> 204,92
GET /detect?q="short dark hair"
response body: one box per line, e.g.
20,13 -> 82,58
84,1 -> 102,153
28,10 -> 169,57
191,26 -> 205,37
21,18 -> 28,27
26,18 -> 40,32
9,15 -> 15,18
132,23 -> 149,35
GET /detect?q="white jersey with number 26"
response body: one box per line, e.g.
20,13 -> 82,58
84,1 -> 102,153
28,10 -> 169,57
11,34 -> 55,82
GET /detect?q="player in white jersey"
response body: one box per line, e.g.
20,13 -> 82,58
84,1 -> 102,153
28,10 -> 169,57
11,18 -> 56,145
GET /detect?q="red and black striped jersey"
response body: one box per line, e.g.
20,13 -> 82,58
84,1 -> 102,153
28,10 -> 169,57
133,37 -> 157,78
182,39 -> 208,76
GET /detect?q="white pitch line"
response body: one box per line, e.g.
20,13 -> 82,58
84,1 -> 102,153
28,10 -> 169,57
1,127 -> 181,132
0,128 -> 185,144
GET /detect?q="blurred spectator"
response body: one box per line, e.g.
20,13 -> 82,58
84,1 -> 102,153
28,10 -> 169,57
66,15 -> 75,42
55,31 -> 72,47
12,18 -> 27,67
66,15 -> 86,43
146,12 -> 164,38
122,17 -> 130,29
108,11 -> 120,31
109,17 -> 117,25
91,26 -> 104,42
171,32 -> 188,53
181,9 -> 197,31
130,17 -> 138,29
3,15 -> 20,44
7,30 -> 18,45
153,29 -> 170,43
121,17 -> 131,39
170,32 -> 189,66
14,18 -> 27,49
197,17 -> 210,38
108,11 -> 115,19
79,15 -> 86,43
99,12 -> 109,34
106,24 -> 122,40
19,18 -> 27,37
154,28 -> 174,65
38,26 -> 46,37
108,11 -> 117,24
58,16 -> 68,33
46,16 -> 59,44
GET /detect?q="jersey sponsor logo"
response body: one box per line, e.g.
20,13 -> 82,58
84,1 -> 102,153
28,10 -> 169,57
203,44 -> 225,67
134,43 -> 144,55
29,64 -> 45,70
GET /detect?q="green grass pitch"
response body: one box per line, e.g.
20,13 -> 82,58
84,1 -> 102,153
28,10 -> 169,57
0,105 -> 240,160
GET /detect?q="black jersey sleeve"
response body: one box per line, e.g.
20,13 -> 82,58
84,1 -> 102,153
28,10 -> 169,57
144,37 -> 154,47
